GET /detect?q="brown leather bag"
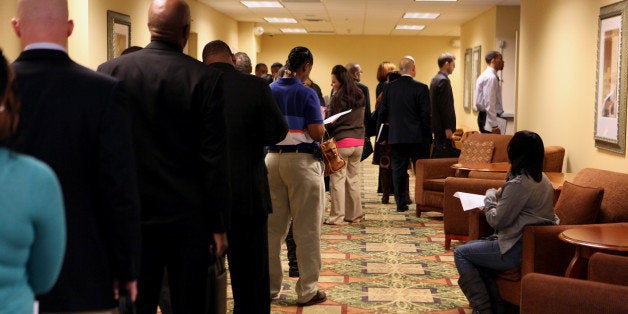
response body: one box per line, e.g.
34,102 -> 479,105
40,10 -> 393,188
321,137 -> 346,176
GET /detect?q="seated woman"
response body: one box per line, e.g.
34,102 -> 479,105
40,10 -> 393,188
454,130 -> 559,314
0,50 -> 66,313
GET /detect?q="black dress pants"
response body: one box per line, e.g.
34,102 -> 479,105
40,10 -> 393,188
136,219 -> 211,314
227,213 -> 271,314
477,111 -> 490,133
390,142 -> 430,210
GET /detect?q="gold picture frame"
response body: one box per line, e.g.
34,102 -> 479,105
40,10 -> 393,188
595,1 -> 627,154
107,11 -> 131,60
464,48 -> 473,110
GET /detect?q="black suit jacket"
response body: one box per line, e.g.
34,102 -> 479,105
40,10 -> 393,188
430,71 -> 456,140
378,75 -> 431,144
356,81 -> 374,136
11,49 -> 141,311
207,62 -> 288,222
98,41 -> 229,232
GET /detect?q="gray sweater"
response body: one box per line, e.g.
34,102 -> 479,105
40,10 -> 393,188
483,173 -> 559,254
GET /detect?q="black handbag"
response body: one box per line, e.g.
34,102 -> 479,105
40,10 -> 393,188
431,140 -> 461,158
361,137 -> 374,161
118,288 -> 136,314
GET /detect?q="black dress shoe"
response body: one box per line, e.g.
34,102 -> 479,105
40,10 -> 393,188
396,205 -> 409,212
289,268 -> 299,278
381,194 -> 389,204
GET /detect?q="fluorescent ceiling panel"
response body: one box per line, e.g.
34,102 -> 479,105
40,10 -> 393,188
280,28 -> 307,33
403,12 -> 440,19
264,17 -> 297,23
395,25 -> 425,30
241,1 -> 283,8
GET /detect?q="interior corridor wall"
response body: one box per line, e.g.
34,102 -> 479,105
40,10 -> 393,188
0,1 -> 21,61
518,0 -> 626,172
258,34 -> 461,111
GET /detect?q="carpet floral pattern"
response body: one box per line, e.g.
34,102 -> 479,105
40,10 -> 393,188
225,158 -> 470,314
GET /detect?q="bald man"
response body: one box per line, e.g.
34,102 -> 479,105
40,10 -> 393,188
11,0 -> 141,312
378,56 -> 432,212
98,0 -> 229,313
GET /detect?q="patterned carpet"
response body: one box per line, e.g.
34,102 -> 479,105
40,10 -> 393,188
225,155 -> 470,314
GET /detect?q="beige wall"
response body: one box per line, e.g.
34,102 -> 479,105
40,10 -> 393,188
258,34 -> 461,108
0,1 -> 22,61
519,0 -> 626,172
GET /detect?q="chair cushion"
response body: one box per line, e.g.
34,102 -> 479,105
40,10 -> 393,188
554,181 -> 604,225
458,140 -> 494,163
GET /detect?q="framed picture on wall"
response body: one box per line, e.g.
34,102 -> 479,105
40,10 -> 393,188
107,11 -> 131,60
471,45 -> 482,111
594,1 -> 627,154
464,48 -> 472,110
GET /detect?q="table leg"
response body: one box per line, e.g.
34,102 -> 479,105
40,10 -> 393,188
564,246 -> 588,279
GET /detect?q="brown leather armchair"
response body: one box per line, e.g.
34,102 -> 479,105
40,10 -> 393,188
520,253 -> 628,314
414,133 -> 513,217
440,145 -> 566,249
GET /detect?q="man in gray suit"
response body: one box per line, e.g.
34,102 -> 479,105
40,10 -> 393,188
378,56 -> 431,212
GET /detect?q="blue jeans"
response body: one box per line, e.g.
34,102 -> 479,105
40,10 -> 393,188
454,239 -> 523,275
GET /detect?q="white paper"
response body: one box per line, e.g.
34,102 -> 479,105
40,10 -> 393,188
453,192 -> 486,211
324,109 -> 352,124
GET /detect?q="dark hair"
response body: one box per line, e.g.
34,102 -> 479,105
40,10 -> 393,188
437,53 -> 455,68
386,70 -> 401,82
0,50 -> 19,141
271,62 -> 283,69
121,46 -> 143,55
329,64 -> 364,113
485,51 -> 501,64
508,130 -> 544,182
202,40 -> 232,62
286,46 -> 313,72
255,63 -> 267,71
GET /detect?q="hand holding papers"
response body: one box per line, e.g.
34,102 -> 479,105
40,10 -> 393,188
324,109 -> 351,124
453,192 -> 486,211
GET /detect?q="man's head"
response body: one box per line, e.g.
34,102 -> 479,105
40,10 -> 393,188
345,63 -> 362,82
148,0 -> 191,50
399,56 -> 416,77
255,63 -> 268,77
12,0 -> 74,49
202,40 -> 234,65
485,50 -> 504,71
438,53 -> 456,75
234,52 -> 252,74
271,62 -> 283,74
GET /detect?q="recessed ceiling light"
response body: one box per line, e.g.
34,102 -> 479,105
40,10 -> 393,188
264,17 -> 298,23
415,0 -> 456,2
403,12 -> 440,19
241,1 -> 283,8
280,28 -> 307,33
395,25 -> 425,30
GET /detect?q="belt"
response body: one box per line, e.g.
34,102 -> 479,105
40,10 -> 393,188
267,147 -> 314,154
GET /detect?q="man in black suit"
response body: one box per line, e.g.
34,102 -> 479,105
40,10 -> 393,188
430,53 -> 460,158
10,0 -> 141,312
378,56 -> 432,212
202,40 -> 288,314
98,0 -> 229,313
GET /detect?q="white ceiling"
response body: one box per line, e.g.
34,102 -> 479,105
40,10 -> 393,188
198,0 -> 520,36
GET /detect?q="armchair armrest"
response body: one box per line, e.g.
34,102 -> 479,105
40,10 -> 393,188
443,177 -> 503,239
520,273 -> 628,314
415,158 -> 458,205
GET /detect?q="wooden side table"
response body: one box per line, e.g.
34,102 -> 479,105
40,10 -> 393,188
558,223 -> 628,278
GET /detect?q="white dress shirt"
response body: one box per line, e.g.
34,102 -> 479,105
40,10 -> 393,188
475,66 -> 503,131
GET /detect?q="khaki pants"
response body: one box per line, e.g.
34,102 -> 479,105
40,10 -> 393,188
328,146 -> 363,224
265,152 -> 325,304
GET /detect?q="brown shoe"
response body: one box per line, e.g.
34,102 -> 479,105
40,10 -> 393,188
297,290 -> 327,306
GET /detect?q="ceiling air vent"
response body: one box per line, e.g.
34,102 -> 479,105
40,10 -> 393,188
308,30 -> 335,34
